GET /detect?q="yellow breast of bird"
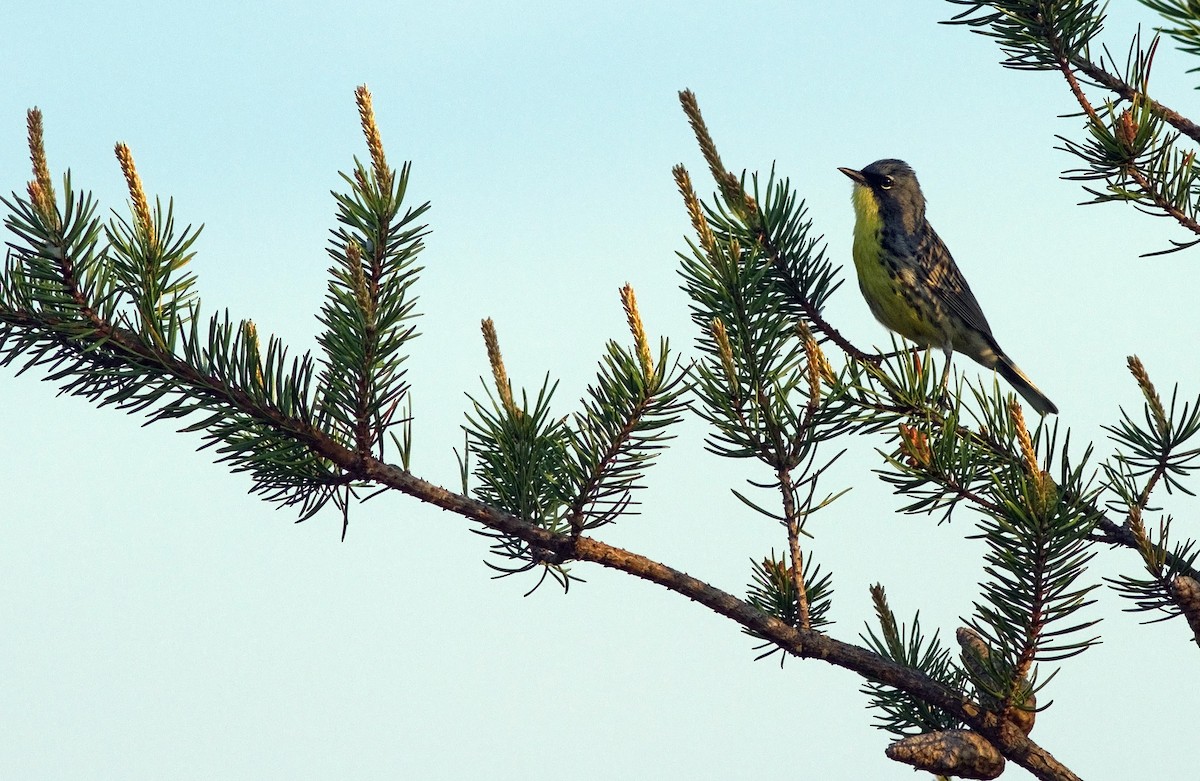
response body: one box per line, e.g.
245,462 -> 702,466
850,186 -> 945,347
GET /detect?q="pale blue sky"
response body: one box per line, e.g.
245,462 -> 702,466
2,2 -> 1198,779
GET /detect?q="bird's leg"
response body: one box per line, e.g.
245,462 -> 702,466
935,348 -> 955,407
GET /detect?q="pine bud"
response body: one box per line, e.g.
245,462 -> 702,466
885,730 -> 1004,779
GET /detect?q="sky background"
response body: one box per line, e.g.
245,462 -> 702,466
2,1 -> 1198,779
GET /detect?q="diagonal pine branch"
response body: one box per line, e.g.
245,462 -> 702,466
0,278 -> 1080,780
356,456 -> 1079,781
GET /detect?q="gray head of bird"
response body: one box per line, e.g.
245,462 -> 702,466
838,159 -> 926,234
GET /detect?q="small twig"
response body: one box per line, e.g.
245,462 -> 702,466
1053,45 -> 1200,240
755,224 -> 882,365
778,468 -> 811,630
1123,165 -> 1200,239
1072,56 -> 1200,145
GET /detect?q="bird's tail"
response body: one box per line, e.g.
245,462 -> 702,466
996,355 -> 1058,416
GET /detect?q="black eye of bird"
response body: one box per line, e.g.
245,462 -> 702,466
879,176 -> 894,190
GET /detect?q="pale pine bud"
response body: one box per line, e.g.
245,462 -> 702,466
885,730 -> 1004,780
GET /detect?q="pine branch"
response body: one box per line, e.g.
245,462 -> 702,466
861,585 -> 967,738
1100,356 -> 1200,626
316,86 -> 427,464
847,349 -> 1200,584
1,295 -> 1082,776
358,456 -> 1080,781
967,407 -> 1101,704
12,84 -> 1193,781
745,551 -> 833,658
674,92 -> 872,364
778,466 -> 811,629
3,175 -> 340,516
562,285 -> 689,535
564,342 -> 687,534
1073,48 -> 1200,142
943,1 -> 1200,251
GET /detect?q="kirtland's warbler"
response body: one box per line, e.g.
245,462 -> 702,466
839,159 -> 1057,416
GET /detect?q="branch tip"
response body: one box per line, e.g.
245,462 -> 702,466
710,317 -> 737,390
115,142 -> 156,250
677,90 -> 755,219
346,241 -> 374,319
243,320 -> 264,387
898,424 -> 932,469
619,283 -> 654,378
481,318 -> 517,417
673,164 -> 717,255
26,108 -> 52,193
1127,355 -> 1168,435
355,84 -> 393,193
798,321 -> 827,403
26,108 -> 58,226
869,584 -> 901,654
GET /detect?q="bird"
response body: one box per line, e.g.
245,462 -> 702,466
838,159 -> 1058,416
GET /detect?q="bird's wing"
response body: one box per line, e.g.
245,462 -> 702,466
917,223 -> 995,338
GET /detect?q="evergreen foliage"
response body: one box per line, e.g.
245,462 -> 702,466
5,4 -> 1200,778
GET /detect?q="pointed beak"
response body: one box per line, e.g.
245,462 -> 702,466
838,167 -> 867,185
